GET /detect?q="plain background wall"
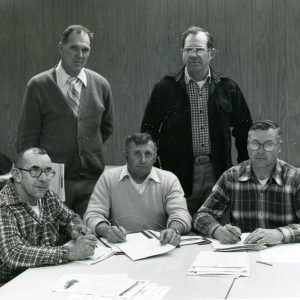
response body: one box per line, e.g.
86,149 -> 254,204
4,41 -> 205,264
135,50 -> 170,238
1,0 -> 300,167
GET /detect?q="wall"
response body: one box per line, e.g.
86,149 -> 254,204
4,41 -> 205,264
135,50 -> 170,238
1,0 -> 300,166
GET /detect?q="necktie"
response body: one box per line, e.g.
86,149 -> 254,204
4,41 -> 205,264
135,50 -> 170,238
66,77 -> 80,114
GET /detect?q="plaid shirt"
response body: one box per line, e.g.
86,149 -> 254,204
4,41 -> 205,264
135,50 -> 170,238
194,159 -> 300,243
185,68 -> 220,157
0,179 -> 82,283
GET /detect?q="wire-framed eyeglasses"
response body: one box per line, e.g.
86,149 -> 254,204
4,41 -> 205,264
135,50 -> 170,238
18,166 -> 56,178
181,47 -> 210,56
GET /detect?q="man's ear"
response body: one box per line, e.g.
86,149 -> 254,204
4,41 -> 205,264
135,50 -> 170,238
58,41 -> 63,54
11,168 -> 22,184
124,149 -> 128,161
209,48 -> 216,61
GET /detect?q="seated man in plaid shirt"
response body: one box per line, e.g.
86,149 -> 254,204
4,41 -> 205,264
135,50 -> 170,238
0,148 -> 98,283
194,120 -> 300,245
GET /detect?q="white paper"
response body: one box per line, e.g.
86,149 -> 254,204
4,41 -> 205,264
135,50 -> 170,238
260,242 -> 300,263
52,274 -> 138,297
65,240 -> 116,265
209,232 -> 266,251
187,251 -> 250,277
115,238 -> 175,261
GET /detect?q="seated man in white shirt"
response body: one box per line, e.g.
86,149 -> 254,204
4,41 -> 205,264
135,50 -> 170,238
84,133 -> 192,246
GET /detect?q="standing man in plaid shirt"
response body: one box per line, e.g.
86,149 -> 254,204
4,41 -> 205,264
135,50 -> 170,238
194,120 -> 300,245
0,148 -> 97,283
141,26 -> 252,217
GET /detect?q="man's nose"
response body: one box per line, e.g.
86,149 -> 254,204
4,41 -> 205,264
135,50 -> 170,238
38,171 -> 48,181
77,49 -> 83,57
258,145 -> 265,153
140,154 -> 146,163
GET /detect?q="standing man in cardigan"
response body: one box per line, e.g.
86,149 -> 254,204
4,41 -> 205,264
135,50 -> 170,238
16,25 -> 114,217
141,26 -> 252,217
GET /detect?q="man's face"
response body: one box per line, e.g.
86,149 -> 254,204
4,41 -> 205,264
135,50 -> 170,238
60,29 -> 91,76
16,151 -> 52,202
247,129 -> 282,170
126,141 -> 157,182
182,32 -> 212,79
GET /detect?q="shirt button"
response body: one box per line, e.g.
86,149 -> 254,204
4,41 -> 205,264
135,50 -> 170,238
59,259 -> 62,264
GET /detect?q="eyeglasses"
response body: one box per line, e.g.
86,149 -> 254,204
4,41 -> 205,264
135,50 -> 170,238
248,141 -> 280,152
18,166 -> 56,179
182,48 -> 210,56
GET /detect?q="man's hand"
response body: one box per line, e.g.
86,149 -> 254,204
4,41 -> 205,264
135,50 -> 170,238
214,224 -> 242,244
70,223 -> 92,240
106,226 -> 127,243
68,235 -> 98,261
159,228 -> 181,246
244,228 -> 283,245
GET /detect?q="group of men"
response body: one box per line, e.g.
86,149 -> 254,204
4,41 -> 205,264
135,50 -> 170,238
1,24 -> 300,284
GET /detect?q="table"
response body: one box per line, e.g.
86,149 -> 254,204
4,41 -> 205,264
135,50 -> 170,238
0,242 -> 300,300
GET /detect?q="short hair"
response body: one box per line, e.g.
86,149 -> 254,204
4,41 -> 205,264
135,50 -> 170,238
125,133 -> 157,151
181,26 -> 214,49
61,25 -> 94,44
0,153 -> 12,175
14,147 -> 48,168
249,120 -> 282,141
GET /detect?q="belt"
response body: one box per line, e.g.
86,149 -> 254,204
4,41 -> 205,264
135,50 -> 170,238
194,155 -> 211,165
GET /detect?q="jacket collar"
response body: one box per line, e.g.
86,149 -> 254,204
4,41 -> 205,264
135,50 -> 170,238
238,159 -> 283,186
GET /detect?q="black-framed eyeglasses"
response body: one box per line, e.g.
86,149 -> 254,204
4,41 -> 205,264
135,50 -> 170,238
18,166 -> 56,179
248,141 -> 280,152
181,47 -> 210,56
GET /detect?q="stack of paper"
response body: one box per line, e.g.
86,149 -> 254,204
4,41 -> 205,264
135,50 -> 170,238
209,233 -> 266,252
187,252 -> 250,277
52,274 -> 170,300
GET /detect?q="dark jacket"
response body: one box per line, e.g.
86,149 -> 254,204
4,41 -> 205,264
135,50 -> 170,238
141,68 -> 252,196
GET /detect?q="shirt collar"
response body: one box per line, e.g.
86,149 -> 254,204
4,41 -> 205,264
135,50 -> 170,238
238,159 -> 283,186
56,61 -> 87,87
119,165 -> 161,183
184,67 -> 211,85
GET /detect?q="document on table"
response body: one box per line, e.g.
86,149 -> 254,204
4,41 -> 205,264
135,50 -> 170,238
187,251 -> 250,277
101,231 -> 175,260
209,232 -> 266,251
65,240 -> 116,264
259,242 -> 300,263
52,274 -> 170,300
53,274 -> 143,297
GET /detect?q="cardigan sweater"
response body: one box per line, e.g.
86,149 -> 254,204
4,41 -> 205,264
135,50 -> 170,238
84,166 -> 192,234
16,67 -> 114,179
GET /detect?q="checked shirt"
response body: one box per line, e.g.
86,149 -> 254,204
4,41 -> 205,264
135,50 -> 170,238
194,159 -> 300,243
0,179 -> 82,283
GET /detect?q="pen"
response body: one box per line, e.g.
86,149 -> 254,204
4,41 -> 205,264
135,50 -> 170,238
80,230 -> 98,247
256,260 -> 273,266
113,220 -> 126,236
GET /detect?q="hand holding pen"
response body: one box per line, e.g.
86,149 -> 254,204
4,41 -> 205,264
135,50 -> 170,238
106,220 -> 127,243
214,224 -> 242,244
70,223 -> 93,239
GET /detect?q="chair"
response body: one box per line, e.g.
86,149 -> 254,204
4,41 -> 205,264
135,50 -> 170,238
50,163 -> 65,202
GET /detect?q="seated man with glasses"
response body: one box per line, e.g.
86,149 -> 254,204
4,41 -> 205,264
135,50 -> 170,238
0,147 -> 98,284
194,120 -> 300,245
